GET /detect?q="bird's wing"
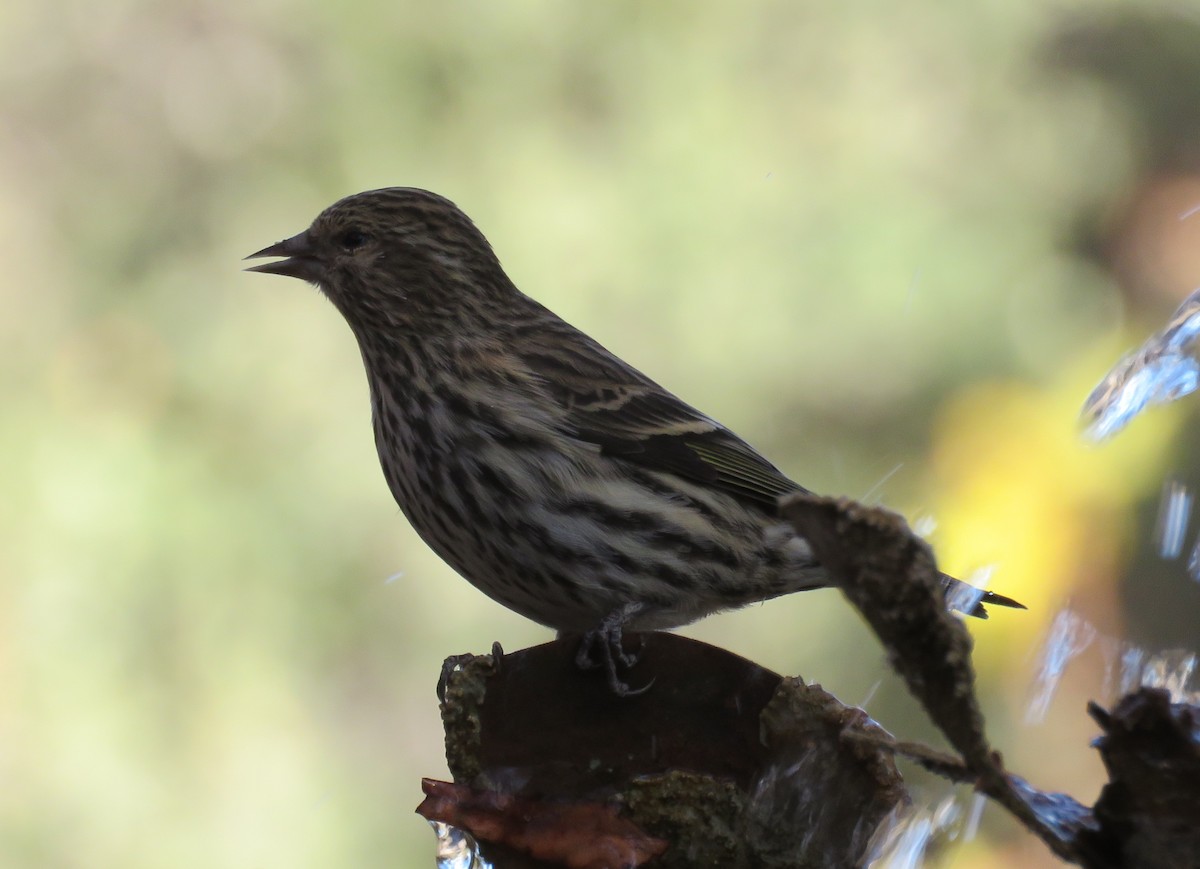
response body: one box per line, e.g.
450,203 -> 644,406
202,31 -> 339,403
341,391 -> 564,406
513,320 -> 1028,619
517,324 -> 807,510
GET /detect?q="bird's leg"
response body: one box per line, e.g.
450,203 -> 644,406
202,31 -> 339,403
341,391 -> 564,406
574,602 -> 653,696
575,602 -> 644,669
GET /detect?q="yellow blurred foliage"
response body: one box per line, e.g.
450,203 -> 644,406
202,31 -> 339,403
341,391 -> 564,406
931,349 -> 1180,637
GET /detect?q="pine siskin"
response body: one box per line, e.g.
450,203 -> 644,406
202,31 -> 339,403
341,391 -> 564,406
247,188 -> 1022,694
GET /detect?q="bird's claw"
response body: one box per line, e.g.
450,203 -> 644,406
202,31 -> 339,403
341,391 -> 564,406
576,603 -> 652,696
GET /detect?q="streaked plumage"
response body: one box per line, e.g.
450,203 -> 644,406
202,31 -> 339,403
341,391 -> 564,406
247,187 -> 1021,692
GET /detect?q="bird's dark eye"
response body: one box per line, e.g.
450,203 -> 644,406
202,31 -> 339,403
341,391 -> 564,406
337,229 -> 370,252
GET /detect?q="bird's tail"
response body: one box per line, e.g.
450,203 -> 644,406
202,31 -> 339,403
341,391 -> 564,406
941,574 -> 1026,619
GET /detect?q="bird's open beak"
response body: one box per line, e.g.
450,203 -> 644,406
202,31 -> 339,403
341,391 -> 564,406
244,230 -> 321,282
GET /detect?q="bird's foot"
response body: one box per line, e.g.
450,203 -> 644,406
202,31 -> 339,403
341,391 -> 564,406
575,603 -> 654,697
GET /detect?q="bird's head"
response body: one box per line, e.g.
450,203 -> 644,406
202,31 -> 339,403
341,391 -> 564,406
246,187 -> 514,332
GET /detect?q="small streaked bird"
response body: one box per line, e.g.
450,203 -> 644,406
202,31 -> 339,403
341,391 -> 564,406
247,188 -> 1022,694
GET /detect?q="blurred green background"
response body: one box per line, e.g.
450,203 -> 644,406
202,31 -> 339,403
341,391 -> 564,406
4,1 -> 1200,866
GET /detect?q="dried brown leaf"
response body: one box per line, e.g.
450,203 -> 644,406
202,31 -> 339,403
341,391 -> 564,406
416,778 -> 668,869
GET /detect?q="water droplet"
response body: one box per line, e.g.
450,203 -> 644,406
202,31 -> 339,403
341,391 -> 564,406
860,678 -> 883,710
911,513 -> 938,538
1029,608 -> 1199,717
961,793 -> 986,843
1187,535 -> 1200,583
1082,287 -> 1200,440
1126,648 -> 1198,703
1100,640 -> 1198,703
861,462 -> 904,505
430,821 -> 492,869
1116,645 -> 1147,697
866,795 -> 965,868
1154,479 -> 1193,559
1026,608 -> 1097,724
